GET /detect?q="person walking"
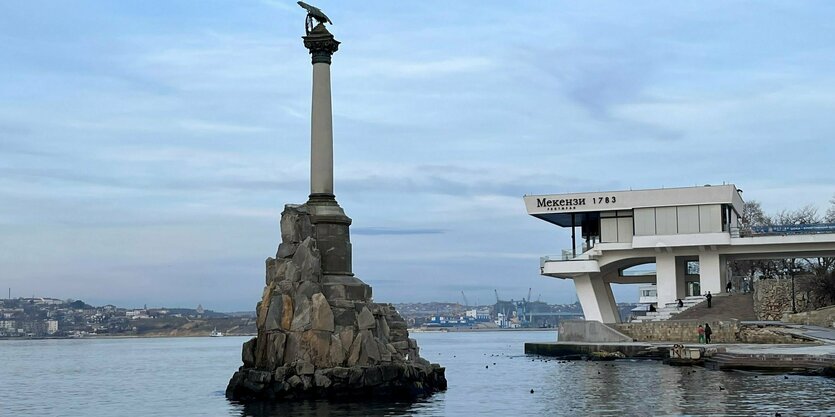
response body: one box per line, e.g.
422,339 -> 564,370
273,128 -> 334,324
704,323 -> 713,344
698,325 -> 705,344
706,291 -> 712,308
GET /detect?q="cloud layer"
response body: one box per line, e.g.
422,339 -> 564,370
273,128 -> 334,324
1,1 -> 834,310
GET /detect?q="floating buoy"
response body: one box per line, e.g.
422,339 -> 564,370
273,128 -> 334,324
530,389 -> 534,394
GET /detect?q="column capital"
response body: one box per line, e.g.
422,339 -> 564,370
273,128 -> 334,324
303,24 -> 340,65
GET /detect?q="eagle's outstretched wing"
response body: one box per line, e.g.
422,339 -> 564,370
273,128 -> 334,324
297,1 -> 332,25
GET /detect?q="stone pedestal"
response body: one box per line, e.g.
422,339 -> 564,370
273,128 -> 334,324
225,205 -> 447,401
306,195 -> 353,276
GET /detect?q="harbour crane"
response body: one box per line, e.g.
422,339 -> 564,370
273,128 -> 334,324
460,291 -> 469,309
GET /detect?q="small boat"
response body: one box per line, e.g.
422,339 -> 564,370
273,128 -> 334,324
210,328 -> 223,337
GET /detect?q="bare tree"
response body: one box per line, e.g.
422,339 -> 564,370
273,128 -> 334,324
741,200 -> 771,230
730,198 -> 834,307
774,204 -> 819,225
808,195 -> 835,304
766,205 -> 818,276
732,201 -> 774,280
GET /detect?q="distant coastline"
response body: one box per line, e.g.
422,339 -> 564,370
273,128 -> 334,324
0,327 -> 559,341
411,327 -> 556,333
0,332 -> 257,341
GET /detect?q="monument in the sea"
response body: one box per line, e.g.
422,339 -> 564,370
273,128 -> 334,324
225,2 -> 447,401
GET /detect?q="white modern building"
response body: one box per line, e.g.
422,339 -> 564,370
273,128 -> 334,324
525,185 -> 835,323
46,320 -> 58,335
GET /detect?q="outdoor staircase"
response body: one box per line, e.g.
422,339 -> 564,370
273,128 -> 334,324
631,296 -> 706,322
674,292 -> 757,321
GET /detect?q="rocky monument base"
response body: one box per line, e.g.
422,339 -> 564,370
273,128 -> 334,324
225,204 -> 447,401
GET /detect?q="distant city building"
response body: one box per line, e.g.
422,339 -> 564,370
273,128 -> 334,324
34,297 -> 64,305
465,309 -> 491,321
46,320 -> 58,335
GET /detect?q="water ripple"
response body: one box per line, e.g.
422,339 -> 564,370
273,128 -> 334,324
1,333 -> 833,417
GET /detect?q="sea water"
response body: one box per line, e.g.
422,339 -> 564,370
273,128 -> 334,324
1,331 -> 833,416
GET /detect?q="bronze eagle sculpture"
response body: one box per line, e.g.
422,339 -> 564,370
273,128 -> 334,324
298,2 -> 332,33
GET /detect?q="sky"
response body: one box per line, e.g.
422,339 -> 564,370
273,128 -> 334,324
1,1 -> 834,311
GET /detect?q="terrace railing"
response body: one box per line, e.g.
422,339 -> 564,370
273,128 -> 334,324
737,223 -> 835,237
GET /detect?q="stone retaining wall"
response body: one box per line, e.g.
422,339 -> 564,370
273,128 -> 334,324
785,305 -> 835,328
615,320 -> 738,343
753,276 -> 829,320
614,320 -> 807,344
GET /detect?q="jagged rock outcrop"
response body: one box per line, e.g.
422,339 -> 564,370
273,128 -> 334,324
226,204 -> 446,401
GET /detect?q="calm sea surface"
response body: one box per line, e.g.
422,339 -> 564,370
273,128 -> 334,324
1,331 -> 833,416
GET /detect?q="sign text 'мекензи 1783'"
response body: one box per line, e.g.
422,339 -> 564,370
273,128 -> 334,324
536,196 -> 617,211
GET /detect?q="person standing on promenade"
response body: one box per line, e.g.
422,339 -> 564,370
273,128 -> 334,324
704,323 -> 713,344
706,291 -> 712,308
698,325 -> 705,344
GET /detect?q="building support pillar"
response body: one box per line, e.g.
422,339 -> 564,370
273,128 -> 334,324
656,253 -> 685,308
574,274 -> 619,323
699,252 -> 726,295
675,257 -> 688,297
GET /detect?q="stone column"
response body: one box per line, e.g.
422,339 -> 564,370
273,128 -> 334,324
303,23 -> 352,276
303,23 -> 339,199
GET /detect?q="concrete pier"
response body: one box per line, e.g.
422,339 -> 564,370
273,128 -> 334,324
525,340 -> 835,375
527,321 -> 835,376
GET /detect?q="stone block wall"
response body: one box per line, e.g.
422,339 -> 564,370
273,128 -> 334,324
753,276 -> 827,320
613,320 -> 808,344
614,320 -> 738,343
785,305 -> 835,328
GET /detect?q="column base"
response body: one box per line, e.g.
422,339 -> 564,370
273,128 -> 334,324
306,194 -> 353,276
